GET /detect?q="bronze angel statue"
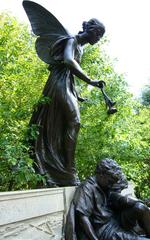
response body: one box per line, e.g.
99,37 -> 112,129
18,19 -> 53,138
23,1 -> 116,187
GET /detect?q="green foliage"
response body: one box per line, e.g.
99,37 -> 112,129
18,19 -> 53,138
0,13 -> 149,199
141,83 -> 150,106
0,13 -> 47,190
76,44 -> 150,199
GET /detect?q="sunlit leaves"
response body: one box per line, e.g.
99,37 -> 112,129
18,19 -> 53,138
0,13 -> 46,190
76,43 -> 150,199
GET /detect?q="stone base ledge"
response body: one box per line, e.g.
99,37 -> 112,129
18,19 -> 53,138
0,183 -> 135,239
0,187 -> 75,240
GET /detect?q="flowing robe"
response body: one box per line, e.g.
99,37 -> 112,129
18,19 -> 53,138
30,36 -> 82,186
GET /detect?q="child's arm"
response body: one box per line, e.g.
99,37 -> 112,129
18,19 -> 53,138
108,192 -> 143,210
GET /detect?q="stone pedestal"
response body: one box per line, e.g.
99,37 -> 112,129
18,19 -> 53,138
0,187 -> 75,240
0,183 -> 135,240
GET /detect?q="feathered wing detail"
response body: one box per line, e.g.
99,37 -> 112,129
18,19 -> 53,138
35,35 -> 71,63
23,0 -> 69,36
23,0 -> 71,63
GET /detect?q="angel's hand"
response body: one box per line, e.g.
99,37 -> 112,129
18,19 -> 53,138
90,80 -> 106,88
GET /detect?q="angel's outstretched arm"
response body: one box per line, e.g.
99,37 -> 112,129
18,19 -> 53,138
64,38 -> 99,87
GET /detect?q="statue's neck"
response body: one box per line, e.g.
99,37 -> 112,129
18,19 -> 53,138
76,33 -> 89,46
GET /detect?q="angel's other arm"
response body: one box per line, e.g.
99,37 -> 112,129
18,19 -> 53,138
64,38 -> 99,87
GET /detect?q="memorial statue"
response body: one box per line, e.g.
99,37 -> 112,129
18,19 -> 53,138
23,1 -> 117,187
65,159 -> 150,240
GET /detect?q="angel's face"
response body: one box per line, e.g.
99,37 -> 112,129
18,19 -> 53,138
87,29 -> 102,45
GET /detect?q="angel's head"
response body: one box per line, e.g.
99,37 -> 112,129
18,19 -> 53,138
79,18 -> 105,45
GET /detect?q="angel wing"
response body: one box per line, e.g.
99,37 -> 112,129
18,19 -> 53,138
23,1 -> 71,63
